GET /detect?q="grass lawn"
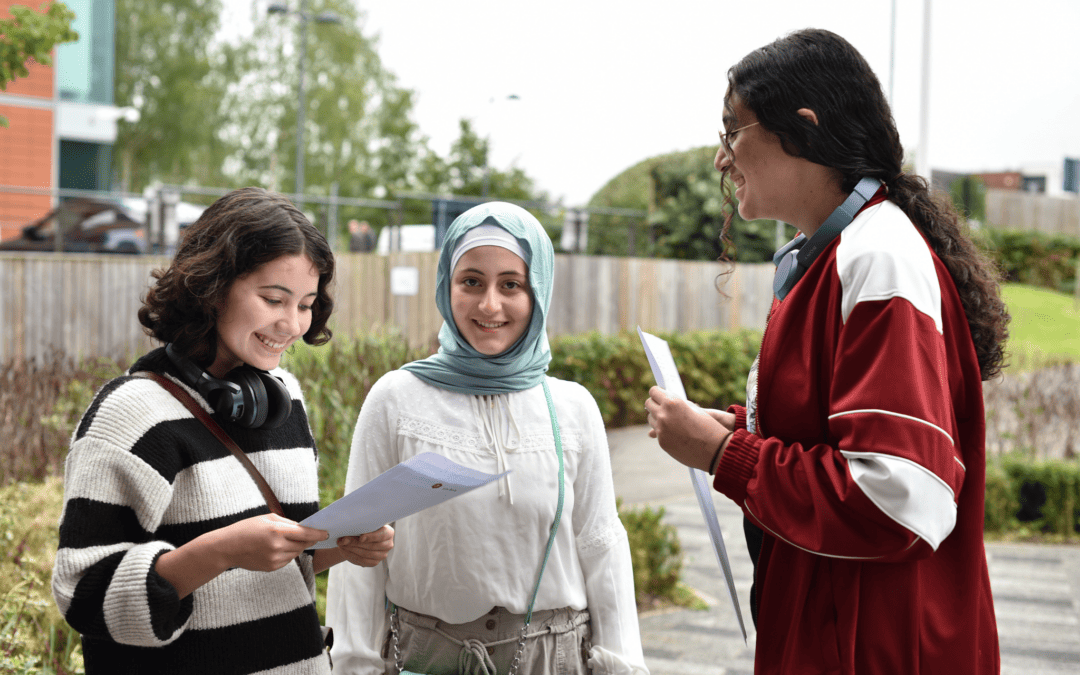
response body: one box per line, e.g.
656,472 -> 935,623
1002,283 -> 1080,370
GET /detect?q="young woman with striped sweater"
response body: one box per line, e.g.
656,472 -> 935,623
52,187 -> 394,674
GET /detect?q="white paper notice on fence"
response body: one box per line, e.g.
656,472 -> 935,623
301,452 -> 508,549
390,266 -> 419,296
637,326 -> 747,642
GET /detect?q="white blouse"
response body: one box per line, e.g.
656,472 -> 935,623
325,370 -> 647,675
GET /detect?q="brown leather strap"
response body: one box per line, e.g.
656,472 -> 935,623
133,371 -> 285,517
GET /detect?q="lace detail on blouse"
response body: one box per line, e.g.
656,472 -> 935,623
397,415 -> 486,450
577,522 -> 627,558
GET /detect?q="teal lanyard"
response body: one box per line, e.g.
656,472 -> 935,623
525,379 -> 565,624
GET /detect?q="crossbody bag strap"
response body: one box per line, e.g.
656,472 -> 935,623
132,371 -> 285,517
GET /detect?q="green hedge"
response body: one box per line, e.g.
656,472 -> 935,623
978,229 -> 1080,295
546,329 -> 761,428
984,454 -> 1080,540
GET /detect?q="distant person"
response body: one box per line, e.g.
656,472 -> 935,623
52,187 -> 394,674
326,201 -> 648,675
644,29 -> 1007,674
349,219 -> 377,253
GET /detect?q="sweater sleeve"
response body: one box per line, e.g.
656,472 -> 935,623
727,404 -> 748,431
569,386 -> 649,675
325,374 -> 399,675
51,379 -> 194,646
714,235 -> 966,562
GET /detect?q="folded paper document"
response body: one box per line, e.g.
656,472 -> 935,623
301,451 -> 509,549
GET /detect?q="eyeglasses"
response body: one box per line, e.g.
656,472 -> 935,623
718,122 -> 759,155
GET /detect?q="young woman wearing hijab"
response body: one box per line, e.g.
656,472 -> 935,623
326,202 -> 648,675
52,188 -> 394,674
645,30 -> 1007,674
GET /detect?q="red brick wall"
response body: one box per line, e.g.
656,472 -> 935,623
975,172 -> 1023,191
0,0 -> 56,242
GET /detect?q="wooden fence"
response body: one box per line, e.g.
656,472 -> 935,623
986,188 -> 1080,237
0,251 -> 775,363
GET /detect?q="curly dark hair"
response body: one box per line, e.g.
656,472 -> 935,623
138,187 -> 334,366
720,28 -> 1009,380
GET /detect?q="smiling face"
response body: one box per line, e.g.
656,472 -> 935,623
715,96 -> 848,236
450,245 -> 533,356
209,253 -> 320,377
715,98 -> 804,223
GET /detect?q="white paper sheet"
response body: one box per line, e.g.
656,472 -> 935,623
637,326 -> 747,642
301,451 -> 508,549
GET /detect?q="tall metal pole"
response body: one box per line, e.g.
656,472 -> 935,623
296,0 -> 308,200
916,0 -> 932,182
888,0 -> 896,107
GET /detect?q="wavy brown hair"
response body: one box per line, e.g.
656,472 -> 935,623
720,28 -> 1009,380
138,187 -> 334,366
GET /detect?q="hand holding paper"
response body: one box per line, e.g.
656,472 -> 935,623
637,326 -> 747,642
301,452 -> 508,549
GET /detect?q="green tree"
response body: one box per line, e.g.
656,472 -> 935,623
113,0 -> 229,191
0,1 -> 77,127
222,1 -> 426,200
418,118 -> 541,201
950,174 -> 987,224
588,145 -> 790,261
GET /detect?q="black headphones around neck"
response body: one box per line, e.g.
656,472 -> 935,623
165,343 -> 292,430
772,177 -> 882,300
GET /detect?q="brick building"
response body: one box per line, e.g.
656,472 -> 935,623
0,0 -> 121,241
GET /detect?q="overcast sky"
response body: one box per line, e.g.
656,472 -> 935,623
226,0 -> 1080,205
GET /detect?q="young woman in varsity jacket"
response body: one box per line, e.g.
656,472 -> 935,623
51,187 -> 394,674
645,29 -> 1009,675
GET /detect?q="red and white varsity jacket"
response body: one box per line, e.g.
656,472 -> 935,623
716,199 -> 1000,674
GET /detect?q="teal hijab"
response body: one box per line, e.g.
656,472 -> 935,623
400,201 -> 554,395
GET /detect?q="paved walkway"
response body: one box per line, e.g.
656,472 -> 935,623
607,425 -> 1080,675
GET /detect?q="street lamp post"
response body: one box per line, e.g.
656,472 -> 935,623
268,1 -> 341,200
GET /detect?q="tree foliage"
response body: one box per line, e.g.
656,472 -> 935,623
0,1 -> 78,127
111,0 -> 546,241
417,118 -> 541,201
588,145 -> 792,261
222,0 -> 423,199
950,174 -> 987,224
114,0 -> 229,190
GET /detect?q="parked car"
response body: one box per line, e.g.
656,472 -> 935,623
0,198 -> 146,254
376,224 -> 437,254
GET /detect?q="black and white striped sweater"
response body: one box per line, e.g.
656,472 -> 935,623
51,348 -> 331,674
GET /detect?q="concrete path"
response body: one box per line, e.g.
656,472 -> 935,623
607,425 -> 1080,675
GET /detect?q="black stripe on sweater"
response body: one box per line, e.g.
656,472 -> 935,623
59,499 -> 150,550
65,549 -> 124,638
129,417 -> 233,483
65,549 -> 194,642
80,603 -> 325,675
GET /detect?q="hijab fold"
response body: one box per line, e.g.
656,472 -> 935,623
400,202 -> 554,395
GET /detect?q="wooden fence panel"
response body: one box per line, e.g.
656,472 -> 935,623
986,189 -> 1080,237
1,251 -> 778,362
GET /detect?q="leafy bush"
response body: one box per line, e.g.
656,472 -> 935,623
282,332 -> 433,506
618,499 -> 683,602
977,229 -> 1080,294
984,454 -> 1080,541
0,356 -> 123,488
547,329 -> 760,428
950,174 -> 987,223
0,478 -> 83,674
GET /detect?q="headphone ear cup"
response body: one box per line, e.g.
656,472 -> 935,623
226,367 -> 269,429
255,371 -> 292,430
